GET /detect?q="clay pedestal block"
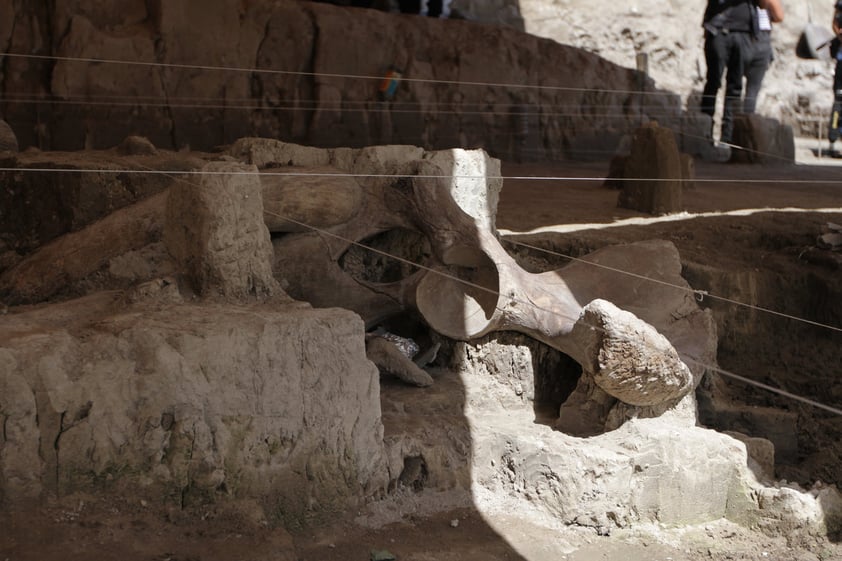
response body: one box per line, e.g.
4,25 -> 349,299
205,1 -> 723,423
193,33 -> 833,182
730,114 -> 795,166
617,124 -> 683,216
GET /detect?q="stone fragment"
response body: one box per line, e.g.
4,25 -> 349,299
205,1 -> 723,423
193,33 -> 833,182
366,336 -> 434,387
818,232 -> 842,251
818,222 -> 842,251
0,120 -> 18,152
756,485 -> 842,536
725,431 -> 776,483
117,135 -> 158,156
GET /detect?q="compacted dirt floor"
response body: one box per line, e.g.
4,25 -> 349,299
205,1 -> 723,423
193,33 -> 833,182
2,153 -> 842,561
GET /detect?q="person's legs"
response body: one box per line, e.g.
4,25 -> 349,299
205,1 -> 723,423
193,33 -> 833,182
398,0 -> 421,13
830,56 -> 842,144
721,32 -> 750,144
744,37 -> 771,115
835,56 -> 842,92
701,32 -> 727,119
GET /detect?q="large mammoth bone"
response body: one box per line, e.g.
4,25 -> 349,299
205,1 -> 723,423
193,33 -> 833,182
270,157 -> 703,410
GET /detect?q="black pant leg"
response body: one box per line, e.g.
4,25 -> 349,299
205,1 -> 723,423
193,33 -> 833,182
398,0 -> 421,13
830,58 -> 842,142
701,32 -> 728,117
721,32 -> 751,143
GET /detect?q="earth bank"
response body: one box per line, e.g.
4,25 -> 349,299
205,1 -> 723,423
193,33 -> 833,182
1,139 -> 841,560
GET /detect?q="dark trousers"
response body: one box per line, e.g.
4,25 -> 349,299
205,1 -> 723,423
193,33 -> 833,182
398,0 -> 420,12
835,55 -> 842,92
830,51 -> 842,143
398,0 -> 442,15
744,31 -> 772,114
701,30 -> 753,143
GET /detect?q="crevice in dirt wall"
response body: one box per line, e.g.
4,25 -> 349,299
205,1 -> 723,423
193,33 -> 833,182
53,411 -> 66,493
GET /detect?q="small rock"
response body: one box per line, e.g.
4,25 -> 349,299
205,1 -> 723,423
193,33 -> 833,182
366,336 -> 434,387
596,526 -> 611,537
0,119 -> 19,152
413,342 -> 440,368
450,519 -> 459,528
818,232 -> 842,251
370,549 -> 396,561
117,135 -> 158,156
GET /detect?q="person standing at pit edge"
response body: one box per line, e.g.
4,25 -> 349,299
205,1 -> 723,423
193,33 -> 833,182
828,1 -> 842,152
743,0 -> 785,115
701,0 -> 774,145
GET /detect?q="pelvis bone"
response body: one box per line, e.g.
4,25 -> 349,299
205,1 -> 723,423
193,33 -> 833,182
269,157 -> 706,410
